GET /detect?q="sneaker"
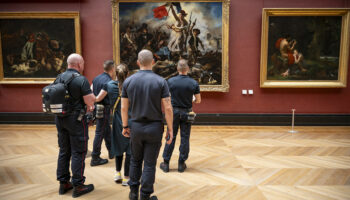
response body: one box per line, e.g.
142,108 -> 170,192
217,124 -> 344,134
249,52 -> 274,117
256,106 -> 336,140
178,162 -> 187,173
114,172 -> 122,183
122,178 -> 129,186
90,156 -> 108,166
59,182 -> 73,195
72,184 -> 94,198
159,162 -> 169,173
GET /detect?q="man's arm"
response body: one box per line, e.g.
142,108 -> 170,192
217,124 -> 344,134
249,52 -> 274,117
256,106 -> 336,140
83,93 -> 96,112
170,4 -> 180,22
194,93 -> 201,104
95,89 -> 108,102
161,97 -> 173,144
121,97 -> 130,137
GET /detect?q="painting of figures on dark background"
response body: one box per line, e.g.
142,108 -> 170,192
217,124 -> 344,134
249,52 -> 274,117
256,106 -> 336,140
267,16 -> 342,80
0,18 -> 76,79
118,2 -> 223,85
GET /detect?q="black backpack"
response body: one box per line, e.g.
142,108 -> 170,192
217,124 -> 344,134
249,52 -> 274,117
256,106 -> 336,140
42,73 -> 80,116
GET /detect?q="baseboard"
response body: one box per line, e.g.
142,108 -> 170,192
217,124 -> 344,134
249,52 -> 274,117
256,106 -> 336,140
194,113 -> 350,126
0,112 -> 349,126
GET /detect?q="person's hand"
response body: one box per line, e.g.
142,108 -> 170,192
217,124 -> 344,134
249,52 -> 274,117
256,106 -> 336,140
165,128 -> 173,144
122,128 -> 130,138
87,105 -> 94,112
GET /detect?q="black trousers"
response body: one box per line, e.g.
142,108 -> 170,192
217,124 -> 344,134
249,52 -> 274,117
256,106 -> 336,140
128,121 -> 163,196
56,113 -> 89,186
92,106 -> 111,157
162,108 -> 192,163
115,154 -> 131,176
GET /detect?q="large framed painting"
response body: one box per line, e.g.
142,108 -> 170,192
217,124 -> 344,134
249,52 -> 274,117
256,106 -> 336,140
0,12 -> 81,84
260,9 -> 350,88
112,0 -> 230,92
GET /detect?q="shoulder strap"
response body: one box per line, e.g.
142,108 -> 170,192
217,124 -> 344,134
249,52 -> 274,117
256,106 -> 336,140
53,73 -> 63,84
112,96 -> 121,115
64,73 -> 80,88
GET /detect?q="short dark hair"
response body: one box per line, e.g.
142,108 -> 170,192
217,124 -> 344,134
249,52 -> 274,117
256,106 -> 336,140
104,60 -> 115,71
193,28 -> 200,35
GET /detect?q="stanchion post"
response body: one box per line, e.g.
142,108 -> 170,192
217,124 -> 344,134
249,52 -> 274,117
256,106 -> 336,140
289,109 -> 298,134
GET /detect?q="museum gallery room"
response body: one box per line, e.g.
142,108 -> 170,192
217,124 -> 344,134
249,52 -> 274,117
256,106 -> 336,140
0,0 -> 350,199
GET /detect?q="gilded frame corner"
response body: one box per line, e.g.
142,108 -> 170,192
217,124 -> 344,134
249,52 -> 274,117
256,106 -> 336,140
260,8 -> 350,88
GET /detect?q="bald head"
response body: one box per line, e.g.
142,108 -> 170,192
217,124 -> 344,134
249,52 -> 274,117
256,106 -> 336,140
67,53 -> 84,72
177,59 -> 189,73
137,49 -> 153,67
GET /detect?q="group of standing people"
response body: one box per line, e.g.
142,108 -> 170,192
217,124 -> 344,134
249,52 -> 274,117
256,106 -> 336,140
54,49 -> 201,199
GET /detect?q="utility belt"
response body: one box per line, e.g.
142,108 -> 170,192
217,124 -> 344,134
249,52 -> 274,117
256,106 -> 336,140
76,108 -> 95,124
174,107 -> 196,123
95,104 -> 110,119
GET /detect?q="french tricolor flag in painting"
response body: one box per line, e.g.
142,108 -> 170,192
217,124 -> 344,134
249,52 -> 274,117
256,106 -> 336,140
153,5 -> 168,19
153,3 -> 182,19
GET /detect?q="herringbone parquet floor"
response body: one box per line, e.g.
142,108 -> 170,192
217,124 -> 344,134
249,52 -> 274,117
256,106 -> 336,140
0,125 -> 349,200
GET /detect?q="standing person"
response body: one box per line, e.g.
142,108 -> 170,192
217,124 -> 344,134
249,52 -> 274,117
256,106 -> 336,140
106,64 -> 131,186
188,27 -> 204,65
90,60 -> 115,166
55,53 -> 95,198
121,49 -> 173,200
160,59 -> 201,173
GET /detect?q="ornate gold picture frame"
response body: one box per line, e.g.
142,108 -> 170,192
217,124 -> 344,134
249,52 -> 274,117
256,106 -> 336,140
0,12 -> 81,84
260,9 -> 350,88
112,0 -> 230,92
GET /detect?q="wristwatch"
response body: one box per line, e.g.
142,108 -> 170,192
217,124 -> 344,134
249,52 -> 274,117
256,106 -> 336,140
123,125 -> 129,129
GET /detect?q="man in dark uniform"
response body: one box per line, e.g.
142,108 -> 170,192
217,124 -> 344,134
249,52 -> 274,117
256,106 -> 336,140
121,49 -> 173,200
55,53 -> 95,198
90,60 -> 116,166
160,59 -> 201,173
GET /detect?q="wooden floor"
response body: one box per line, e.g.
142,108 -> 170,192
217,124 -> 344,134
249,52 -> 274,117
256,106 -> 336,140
0,125 -> 350,200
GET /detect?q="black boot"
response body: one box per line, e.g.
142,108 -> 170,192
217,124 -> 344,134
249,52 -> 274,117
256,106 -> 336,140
72,184 -> 94,198
90,156 -> 108,166
59,181 -> 73,195
129,185 -> 139,200
178,161 -> 187,173
141,194 -> 158,200
160,162 -> 169,173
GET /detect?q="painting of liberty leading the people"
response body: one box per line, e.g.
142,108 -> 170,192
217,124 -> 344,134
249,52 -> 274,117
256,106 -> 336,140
0,18 -> 76,79
119,2 -> 223,85
267,16 -> 342,80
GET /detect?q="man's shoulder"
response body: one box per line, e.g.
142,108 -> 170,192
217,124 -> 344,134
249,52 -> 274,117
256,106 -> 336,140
151,72 -> 166,81
188,77 -> 198,84
93,72 -> 107,81
72,74 -> 88,85
168,75 -> 181,82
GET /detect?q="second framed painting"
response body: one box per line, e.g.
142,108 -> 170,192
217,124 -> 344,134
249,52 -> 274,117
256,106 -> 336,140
112,0 -> 230,92
260,8 -> 350,88
0,12 -> 81,84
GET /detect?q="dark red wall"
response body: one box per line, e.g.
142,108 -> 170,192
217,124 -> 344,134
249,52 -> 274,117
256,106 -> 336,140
0,0 -> 349,114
